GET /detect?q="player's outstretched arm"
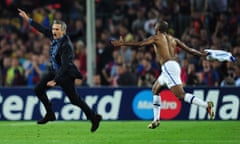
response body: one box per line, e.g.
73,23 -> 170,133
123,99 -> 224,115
111,36 -> 154,48
176,38 -> 207,57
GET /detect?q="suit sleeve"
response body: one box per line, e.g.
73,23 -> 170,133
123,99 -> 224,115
29,18 -> 52,38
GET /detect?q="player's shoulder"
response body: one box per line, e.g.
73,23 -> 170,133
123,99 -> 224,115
165,34 -> 176,39
170,35 -> 180,43
163,34 -> 178,42
153,33 -> 165,39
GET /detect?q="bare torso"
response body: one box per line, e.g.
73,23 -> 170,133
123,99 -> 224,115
152,33 -> 177,65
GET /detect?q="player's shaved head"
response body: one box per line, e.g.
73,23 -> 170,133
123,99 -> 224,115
155,20 -> 168,33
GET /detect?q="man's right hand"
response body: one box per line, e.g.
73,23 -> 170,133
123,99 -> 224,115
18,8 -> 30,21
110,40 -> 122,47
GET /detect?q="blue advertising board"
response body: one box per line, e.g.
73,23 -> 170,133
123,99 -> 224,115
0,87 -> 239,120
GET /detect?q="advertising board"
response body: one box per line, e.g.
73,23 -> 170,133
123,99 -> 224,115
0,87 -> 239,120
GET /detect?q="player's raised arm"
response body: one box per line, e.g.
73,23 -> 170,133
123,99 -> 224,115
175,38 -> 207,57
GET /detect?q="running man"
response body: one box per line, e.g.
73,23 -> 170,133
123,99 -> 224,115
111,20 -> 214,129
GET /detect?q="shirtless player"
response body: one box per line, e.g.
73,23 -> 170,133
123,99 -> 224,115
111,20 -> 214,129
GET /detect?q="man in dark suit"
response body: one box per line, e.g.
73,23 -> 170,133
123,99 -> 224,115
18,9 -> 102,132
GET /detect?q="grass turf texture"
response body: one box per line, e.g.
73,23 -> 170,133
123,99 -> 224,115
0,121 -> 239,144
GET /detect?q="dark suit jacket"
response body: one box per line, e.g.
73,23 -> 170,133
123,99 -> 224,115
30,20 -> 83,83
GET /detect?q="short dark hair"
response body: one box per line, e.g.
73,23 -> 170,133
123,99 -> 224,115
53,20 -> 67,31
157,20 -> 168,33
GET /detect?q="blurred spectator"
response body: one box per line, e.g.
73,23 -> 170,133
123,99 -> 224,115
75,40 -> 87,78
25,53 -> 41,86
25,53 -> 48,87
101,50 -> 122,86
96,40 -> 113,85
117,25 -> 134,65
213,13 -> 230,40
93,74 -> 102,87
0,56 -> 11,86
108,20 -> 120,40
186,63 -> 200,86
96,17 -> 105,38
131,50 -> 145,74
219,61 -> 237,87
131,6 -> 146,33
53,10 -> 63,20
118,44 -> 132,65
137,58 -> 159,87
180,59 -> 189,86
111,8 -> 125,25
38,53 -> 49,75
116,63 -> 137,86
234,65 -> 240,87
32,7 -> 51,27
200,60 -> 220,86
220,68 -> 236,87
6,56 -> 26,86
73,58 -> 86,87
199,28 -> 210,47
144,8 -> 159,35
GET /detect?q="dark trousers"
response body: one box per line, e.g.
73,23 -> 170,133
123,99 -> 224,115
34,72 -> 95,120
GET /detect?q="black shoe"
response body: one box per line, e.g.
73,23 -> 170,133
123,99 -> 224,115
37,112 -> 56,124
91,114 -> 102,132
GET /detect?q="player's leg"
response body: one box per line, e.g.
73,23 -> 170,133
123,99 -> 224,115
148,74 -> 168,129
148,80 -> 161,129
59,75 -> 102,132
152,81 -> 161,122
170,85 -> 214,120
34,72 -> 56,124
164,61 -> 214,119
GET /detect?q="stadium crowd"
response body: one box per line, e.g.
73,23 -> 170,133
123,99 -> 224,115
0,0 -> 240,87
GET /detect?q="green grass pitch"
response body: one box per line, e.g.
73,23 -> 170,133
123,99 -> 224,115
0,121 -> 239,144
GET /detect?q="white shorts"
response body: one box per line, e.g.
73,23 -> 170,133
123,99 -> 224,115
157,60 -> 182,88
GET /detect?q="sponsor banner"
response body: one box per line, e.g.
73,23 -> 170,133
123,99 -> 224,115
0,87 -> 239,120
